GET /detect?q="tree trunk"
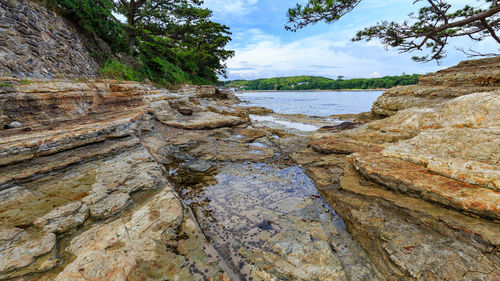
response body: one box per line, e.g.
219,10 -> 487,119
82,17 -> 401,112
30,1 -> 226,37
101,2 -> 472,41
127,30 -> 135,54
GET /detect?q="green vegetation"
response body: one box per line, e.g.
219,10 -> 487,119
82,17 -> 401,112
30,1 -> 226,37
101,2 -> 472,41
287,0 -> 500,62
39,0 -> 234,86
99,60 -> 140,81
224,74 -> 421,91
20,79 -> 32,85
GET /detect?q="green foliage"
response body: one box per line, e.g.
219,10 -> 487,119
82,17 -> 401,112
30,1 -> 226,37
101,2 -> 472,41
288,0 -> 500,62
224,74 -> 421,91
165,5 -> 235,80
137,35 -> 194,85
40,0 -> 234,86
99,60 -> 140,81
56,0 -> 127,53
20,79 -> 32,85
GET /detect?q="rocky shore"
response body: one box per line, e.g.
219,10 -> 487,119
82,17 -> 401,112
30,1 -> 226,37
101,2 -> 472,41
0,57 -> 499,280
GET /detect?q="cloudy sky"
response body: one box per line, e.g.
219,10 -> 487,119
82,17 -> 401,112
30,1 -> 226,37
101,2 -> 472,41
202,0 -> 497,80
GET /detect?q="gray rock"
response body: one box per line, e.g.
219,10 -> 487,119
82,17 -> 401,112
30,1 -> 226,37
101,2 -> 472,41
184,159 -> 212,173
8,121 -> 21,128
0,0 -> 98,78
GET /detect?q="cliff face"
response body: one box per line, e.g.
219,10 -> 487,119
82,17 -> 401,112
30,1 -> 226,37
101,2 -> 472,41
303,57 -> 500,280
372,56 -> 500,116
0,0 -> 99,78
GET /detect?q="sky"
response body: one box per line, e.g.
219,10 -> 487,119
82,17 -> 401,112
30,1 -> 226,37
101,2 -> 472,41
202,0 -> 497,80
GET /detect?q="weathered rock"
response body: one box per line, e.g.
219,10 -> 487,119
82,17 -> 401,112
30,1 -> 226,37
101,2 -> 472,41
382,127 -> 500,190
159,111 -> 248,130
247,106 -> 274,115
311,136 -> 383,154
89,148 -> 166,194
178,108 -> 193,115
0,229 -> 57,280
55,190 -> 228,281
320,121 -> 361,132
372,57 -> 500,116
33,201 -> 89,234
321,182 -> 500,281
349,151 -> 500,220
296,57 -> 500,280
0,0 -> 99,78
83,191 -> 132,219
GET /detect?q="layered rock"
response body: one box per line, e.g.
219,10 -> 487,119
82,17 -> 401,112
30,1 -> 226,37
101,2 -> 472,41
0,0 -> 99,78
300,57 -> 500,280
0,79 -> 244,280
372,56 -> 500,116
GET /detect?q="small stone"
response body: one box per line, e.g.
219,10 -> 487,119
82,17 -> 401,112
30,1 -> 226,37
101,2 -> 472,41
184,159 -> 212,173
4,121 -> 22,129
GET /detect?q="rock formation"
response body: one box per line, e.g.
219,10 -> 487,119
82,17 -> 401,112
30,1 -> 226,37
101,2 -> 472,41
296,57 -> 500,280
0,0 -> 99,79
372,56 -> 500,117
0,1 -> 498,278
0,80 -> 242,280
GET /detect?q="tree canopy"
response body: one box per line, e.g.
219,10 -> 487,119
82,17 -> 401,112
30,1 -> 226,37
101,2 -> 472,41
287,0 -> 500,62
224,74 -> 421,91
41,0 -> 234,85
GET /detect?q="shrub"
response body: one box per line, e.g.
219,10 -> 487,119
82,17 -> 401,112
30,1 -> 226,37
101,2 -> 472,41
99,60 -> 139,81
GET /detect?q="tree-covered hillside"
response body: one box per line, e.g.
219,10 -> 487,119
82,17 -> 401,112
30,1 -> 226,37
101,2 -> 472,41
38,0 -> 234,86
224,74 -> 420,90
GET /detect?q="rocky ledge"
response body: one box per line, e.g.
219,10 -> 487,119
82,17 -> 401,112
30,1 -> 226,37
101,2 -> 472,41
372,56 -> 500,117
295,57 -> 499,280
0,80 -> 243,280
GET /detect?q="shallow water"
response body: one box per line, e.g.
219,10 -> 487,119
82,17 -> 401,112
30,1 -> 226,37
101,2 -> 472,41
250,115 -> 320,132
174,162 -> 375,280
237,90 -> 384,116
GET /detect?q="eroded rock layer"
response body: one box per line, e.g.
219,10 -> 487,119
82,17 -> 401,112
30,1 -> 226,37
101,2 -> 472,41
0,80 -> 243,280
298,57 -> 500,280
372,56 -> 500,116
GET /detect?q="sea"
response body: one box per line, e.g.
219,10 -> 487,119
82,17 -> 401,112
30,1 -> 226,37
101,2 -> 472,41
236,90 -> 384,117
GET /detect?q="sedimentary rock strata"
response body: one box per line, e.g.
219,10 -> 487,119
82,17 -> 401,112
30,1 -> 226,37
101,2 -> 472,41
301,57 -> 500,280
1,56 -> 499,281
0,80 -> 244,280
372,56 -> 500,116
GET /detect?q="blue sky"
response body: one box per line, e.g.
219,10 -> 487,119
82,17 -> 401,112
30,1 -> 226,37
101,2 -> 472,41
202,0 -> 497,80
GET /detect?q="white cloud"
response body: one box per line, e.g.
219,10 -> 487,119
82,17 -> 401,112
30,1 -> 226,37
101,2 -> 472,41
225,29 -> 442,80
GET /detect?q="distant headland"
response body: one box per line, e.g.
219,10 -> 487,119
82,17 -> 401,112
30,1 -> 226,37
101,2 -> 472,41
223,74 -> 420,91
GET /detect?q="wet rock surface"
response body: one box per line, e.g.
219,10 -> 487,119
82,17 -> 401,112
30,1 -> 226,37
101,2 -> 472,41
0,82 -> 245,280
164,143 -> 378,281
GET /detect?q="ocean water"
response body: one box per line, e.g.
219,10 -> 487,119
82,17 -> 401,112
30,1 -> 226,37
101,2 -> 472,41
236,90 -> 384,117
